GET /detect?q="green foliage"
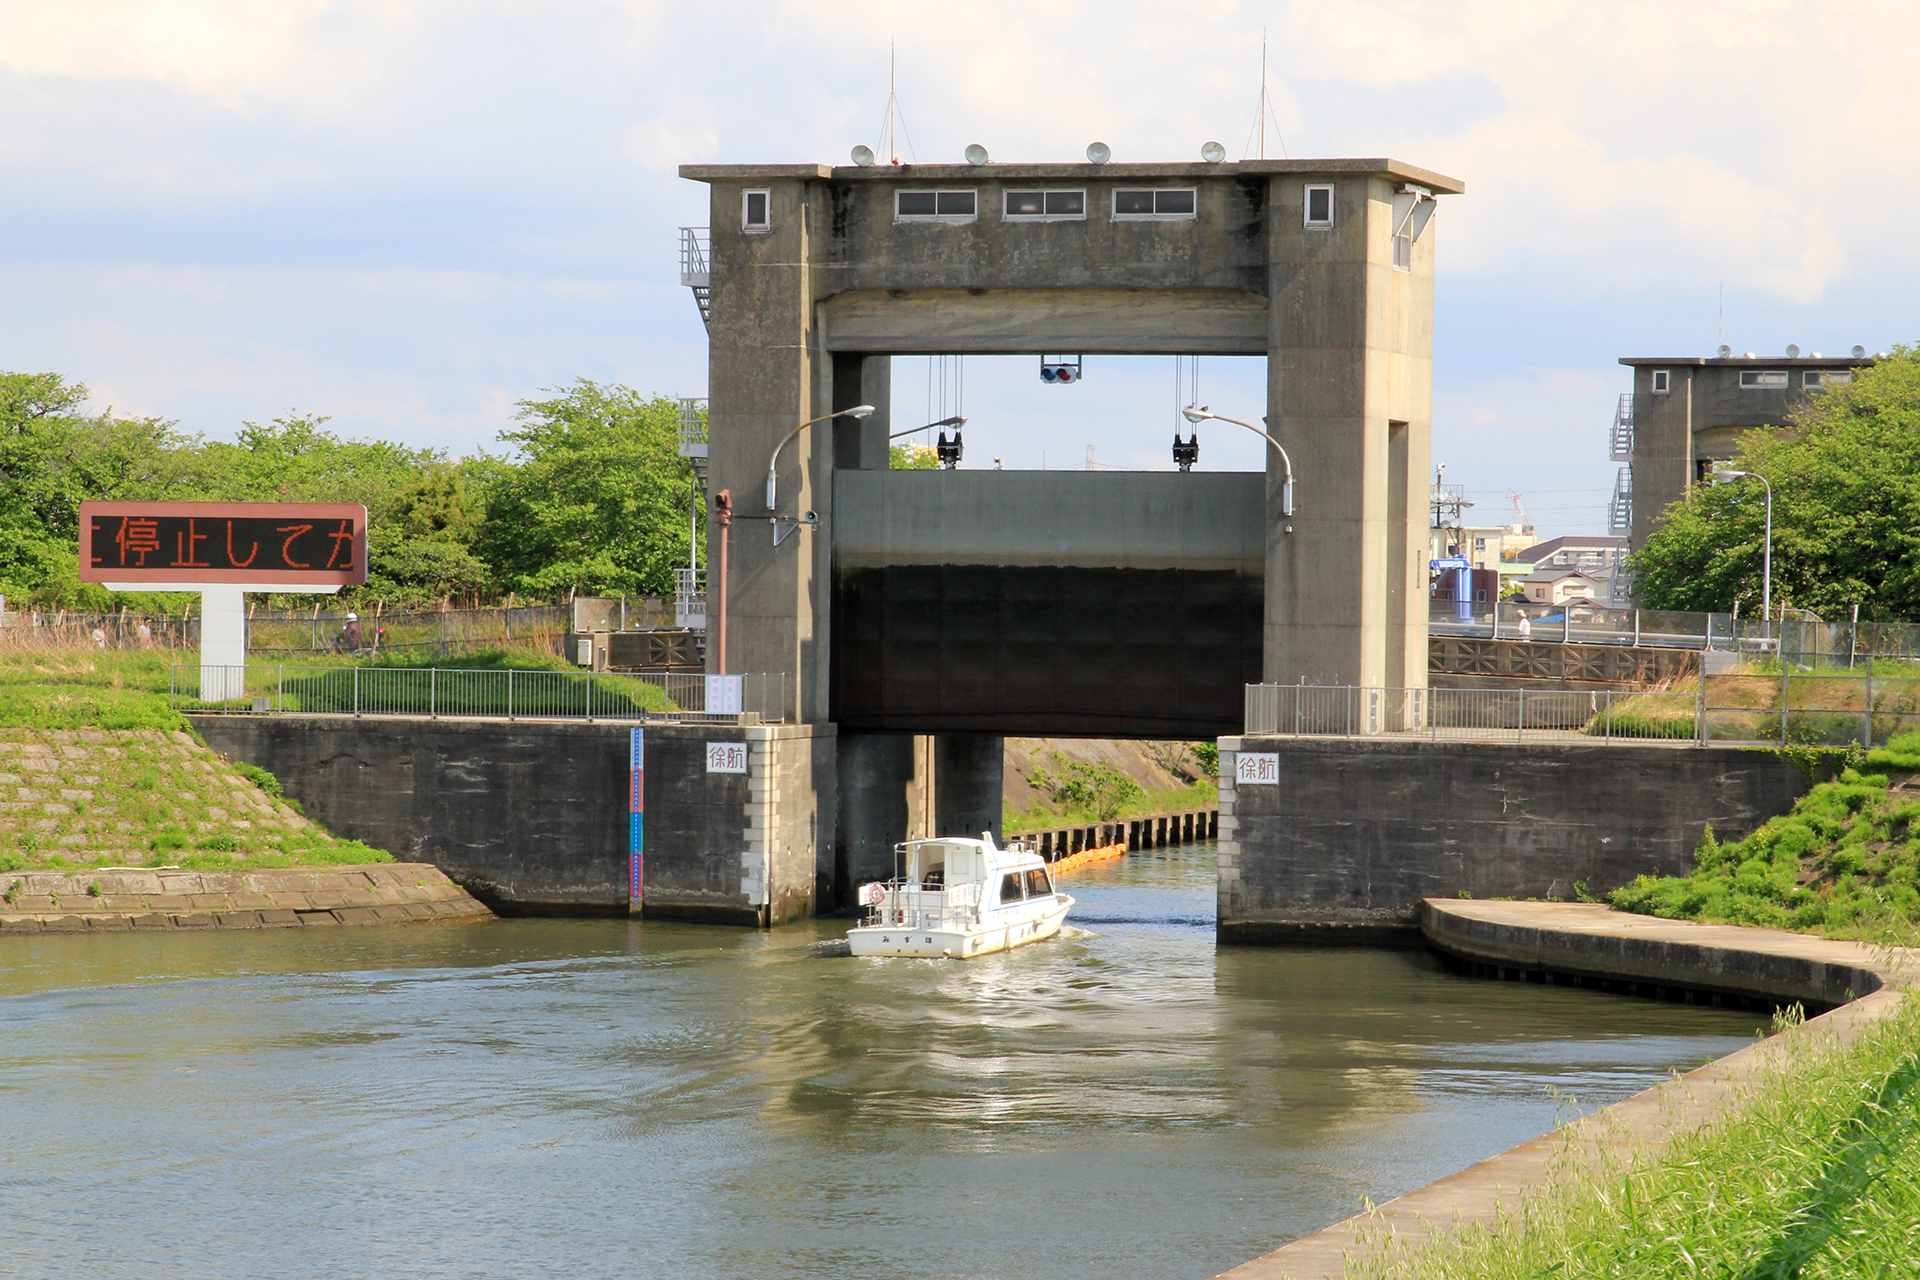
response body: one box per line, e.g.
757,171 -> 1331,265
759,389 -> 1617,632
889,442 -> 939,469
473,380 -> 698,599
1191,742 -> 1220,780
1610,734 -> 1920,938
0,367 -> 702,612
233,762 -> 284,799
1632,345 -> 1920,618
1026,754 -> 1146,820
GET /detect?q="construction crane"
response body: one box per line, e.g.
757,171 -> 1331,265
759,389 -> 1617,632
1505,489 -> 1532,533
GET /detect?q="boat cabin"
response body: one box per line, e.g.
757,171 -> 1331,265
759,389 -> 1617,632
895,836 -> 1054,909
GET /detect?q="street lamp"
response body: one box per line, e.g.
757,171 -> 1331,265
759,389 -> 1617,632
766,405 -> 874,511
1711,467 -> 1772,636
888,414 -> 965,440
1181,405 -> 1295,518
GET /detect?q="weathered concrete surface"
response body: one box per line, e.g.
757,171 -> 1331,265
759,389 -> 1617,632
1218,900 -> 1908,1279
688,158 -> 1461,732
0,863 -> 491,932
190,715 -> 835,925
1216,738 -> 1812,942
1622,355 -> 1879,555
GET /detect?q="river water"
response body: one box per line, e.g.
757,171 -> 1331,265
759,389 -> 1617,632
1,843 -> 1767,1280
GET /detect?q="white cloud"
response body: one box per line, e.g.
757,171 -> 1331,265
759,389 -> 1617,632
0,0 -> 1916,519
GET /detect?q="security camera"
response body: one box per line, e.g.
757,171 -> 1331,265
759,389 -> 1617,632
802,510 -> 818,525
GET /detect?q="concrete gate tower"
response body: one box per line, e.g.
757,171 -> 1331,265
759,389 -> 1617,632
681,155 -> 1462,914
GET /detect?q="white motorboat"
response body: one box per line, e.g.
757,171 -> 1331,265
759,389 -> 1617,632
848,834 -> 1075,959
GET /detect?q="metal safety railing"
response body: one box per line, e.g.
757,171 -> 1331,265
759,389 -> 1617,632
1246,683 -> 1701,744
678,227 -> 710,286
172,665 -> 787,724
1248,666 -> 1920,749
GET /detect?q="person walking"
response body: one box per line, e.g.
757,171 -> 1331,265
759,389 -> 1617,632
1517,611 -> 1532,641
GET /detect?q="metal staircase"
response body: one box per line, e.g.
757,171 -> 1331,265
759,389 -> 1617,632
1608,467 -> 1633,538
679,227 -> 711,325
1609,393 -> 1635,462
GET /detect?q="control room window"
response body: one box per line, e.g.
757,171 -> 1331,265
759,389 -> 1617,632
741,189 -> 770,232
1113,188 -> 1197,220
1805,370 -> 1853,387
1304,183 -> 1334,228
1739,370 -> 1789,389
896,190 -> 977,222
1004,189 -> 1086,220
1651,369 -> 1670,394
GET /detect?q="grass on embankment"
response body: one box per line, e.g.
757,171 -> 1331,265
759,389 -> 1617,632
1609,733 -> 1920,941
0,651 -> 394,872
1351,997 -> 1920,1279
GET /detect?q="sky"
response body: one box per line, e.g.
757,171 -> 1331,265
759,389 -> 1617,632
4,0 -> 1917,541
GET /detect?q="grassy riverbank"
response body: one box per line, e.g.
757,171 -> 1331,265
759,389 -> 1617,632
0,651 -> 398,871
1354,995 -> 1920,1279
1609,734 -> 1920,941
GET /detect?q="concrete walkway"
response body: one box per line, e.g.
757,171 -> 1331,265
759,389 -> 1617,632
1215,900 -> 1911,1280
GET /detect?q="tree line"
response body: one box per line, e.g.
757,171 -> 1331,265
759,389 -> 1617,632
0,372 -> 703,612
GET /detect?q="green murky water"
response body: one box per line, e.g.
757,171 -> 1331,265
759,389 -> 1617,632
0,844 -> 1767,1279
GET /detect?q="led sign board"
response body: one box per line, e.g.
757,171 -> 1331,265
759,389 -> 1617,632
78,501 -> 368,587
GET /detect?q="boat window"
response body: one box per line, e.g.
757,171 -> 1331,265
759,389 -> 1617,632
1025,868 -> 1052,897
1000,873 -> 1026,904
922,866 -> 944,886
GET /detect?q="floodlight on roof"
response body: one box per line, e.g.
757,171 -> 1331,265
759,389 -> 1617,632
964,143 -> 989,166
1086,141 -> 1111,165
1200,141 -> 1226,163
1853,345 -> 1867,358
1718,344 -> 1732,357
851,144 -> 876,166
1786,344 -> 1800,358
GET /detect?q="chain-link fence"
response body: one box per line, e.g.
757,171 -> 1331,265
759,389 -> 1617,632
172,665 -> 786,724
246,603 -> 572,658
0,609 -> 197,652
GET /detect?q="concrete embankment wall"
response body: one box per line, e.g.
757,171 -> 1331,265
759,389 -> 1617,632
1216,737 -> 1812,944
1217,900 -> 1906,1280
189,715 -> 835,925
0,863 -> 491,932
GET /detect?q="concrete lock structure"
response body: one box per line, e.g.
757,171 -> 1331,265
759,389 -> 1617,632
683,155 -> 1463,915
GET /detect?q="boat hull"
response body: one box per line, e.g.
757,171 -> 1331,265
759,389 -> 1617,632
847,895 -> 1075,959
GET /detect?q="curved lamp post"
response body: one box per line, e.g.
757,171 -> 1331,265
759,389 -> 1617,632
1711,467 -> 1773,639
766,404 -> 874,511
889,414 -> 965,440
1182,405 -> 1295,518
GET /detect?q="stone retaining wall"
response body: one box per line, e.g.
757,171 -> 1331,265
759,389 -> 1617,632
0,862 -> 493,933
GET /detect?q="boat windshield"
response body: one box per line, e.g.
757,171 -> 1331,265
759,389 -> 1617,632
999,872 -> 1025,904
1024,867 -> 1052,897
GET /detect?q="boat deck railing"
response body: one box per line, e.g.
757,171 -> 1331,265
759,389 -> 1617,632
863,880 -> 981,930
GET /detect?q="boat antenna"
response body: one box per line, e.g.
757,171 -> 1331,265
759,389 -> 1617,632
1240,30 -> 1288,160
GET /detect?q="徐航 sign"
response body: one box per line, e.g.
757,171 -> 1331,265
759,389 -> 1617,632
78,501 -> 368,587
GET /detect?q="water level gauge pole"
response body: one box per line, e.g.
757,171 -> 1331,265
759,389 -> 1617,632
713,489 -> 731,674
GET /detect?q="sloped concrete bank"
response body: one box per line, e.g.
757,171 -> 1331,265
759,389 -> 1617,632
1217,901 -> 1908,1280
0,863 -> 493,932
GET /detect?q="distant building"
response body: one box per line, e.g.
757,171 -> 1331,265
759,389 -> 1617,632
1611,349 -> 1882,565
1520,567 -> 1604,607
1508,535 -> 1629,606
1428,522 -> 1532,573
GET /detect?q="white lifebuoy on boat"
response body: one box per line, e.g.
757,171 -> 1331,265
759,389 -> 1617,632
863,882 -> 886,906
